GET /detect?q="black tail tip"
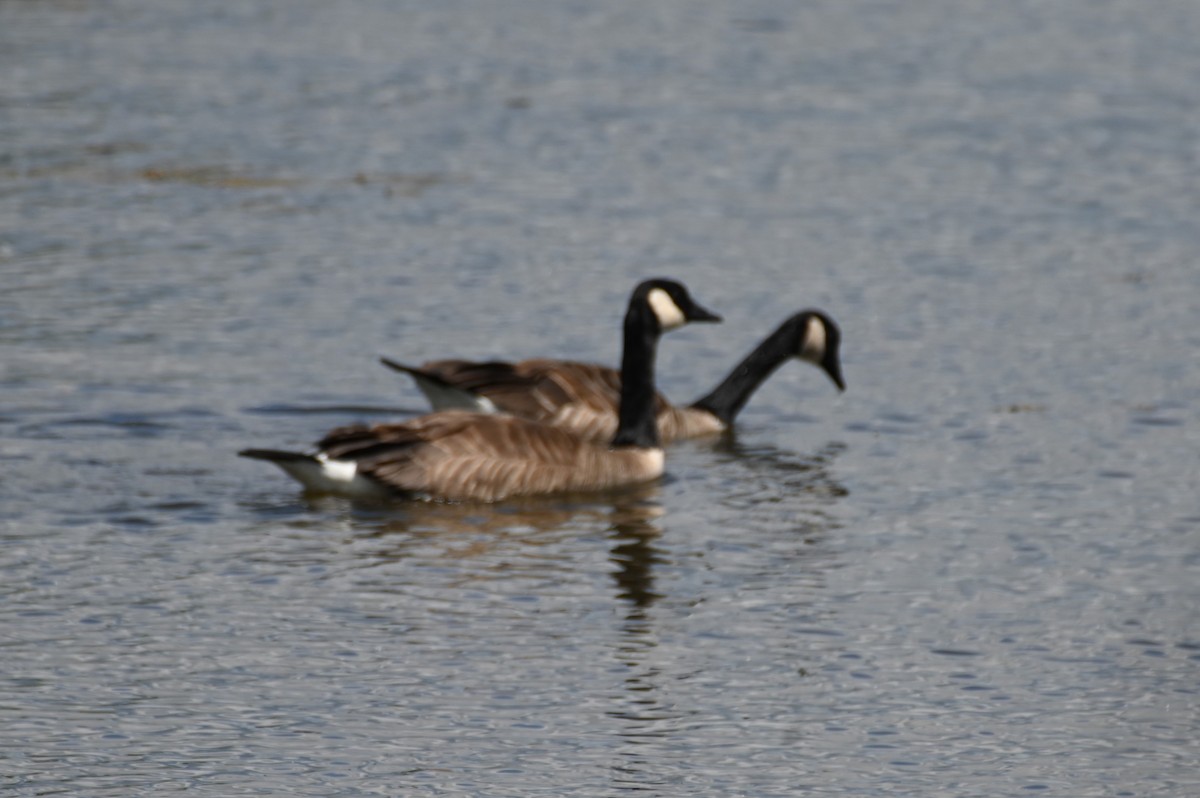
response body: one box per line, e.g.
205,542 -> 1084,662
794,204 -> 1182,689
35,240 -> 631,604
379,356 -> 412,373
238,448 -> 314,463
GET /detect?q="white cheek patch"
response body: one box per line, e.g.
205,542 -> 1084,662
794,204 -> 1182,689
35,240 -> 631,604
799,316 -> 827,363
647,287 -> 687,330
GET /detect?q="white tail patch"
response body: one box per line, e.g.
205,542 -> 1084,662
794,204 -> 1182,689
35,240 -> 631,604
647,287 -> 686,330
799,316 -> 827,364
317,454 -> 359,483
270,454 -> 390,499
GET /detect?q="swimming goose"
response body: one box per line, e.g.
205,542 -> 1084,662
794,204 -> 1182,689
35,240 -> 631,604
381,310 -> 844,444
239,278 -> 721,502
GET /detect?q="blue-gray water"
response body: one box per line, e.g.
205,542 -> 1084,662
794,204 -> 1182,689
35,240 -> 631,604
3,1 -> 1198,795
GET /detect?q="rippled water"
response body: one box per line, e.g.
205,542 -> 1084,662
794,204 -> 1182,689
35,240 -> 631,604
3,1 -> 1198,795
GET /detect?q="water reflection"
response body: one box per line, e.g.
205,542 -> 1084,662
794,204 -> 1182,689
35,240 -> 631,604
605,498 -> 673,763
302,484 -> 669,577
605,436 -> 849,791
607,500 -> 666,610
241,441 -> 849,795
706,433 -> 849,506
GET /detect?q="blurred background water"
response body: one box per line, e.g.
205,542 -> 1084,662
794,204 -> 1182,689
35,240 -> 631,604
2,1 -> 1198,795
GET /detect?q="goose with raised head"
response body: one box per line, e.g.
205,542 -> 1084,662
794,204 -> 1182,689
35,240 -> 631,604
382,309 -> 844,444
239,279 -> 721,502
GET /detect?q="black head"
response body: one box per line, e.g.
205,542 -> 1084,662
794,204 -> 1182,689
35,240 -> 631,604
786,310 -> 845,391
629,278 -> 722,333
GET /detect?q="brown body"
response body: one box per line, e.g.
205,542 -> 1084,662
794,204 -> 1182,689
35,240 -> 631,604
318,410 -> 665,503
386,310 -> 845,445
404,358 -> 726,444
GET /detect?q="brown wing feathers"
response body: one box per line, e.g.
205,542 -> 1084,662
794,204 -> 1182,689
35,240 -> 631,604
311,411 -> 659,502
414,358 -> 671,441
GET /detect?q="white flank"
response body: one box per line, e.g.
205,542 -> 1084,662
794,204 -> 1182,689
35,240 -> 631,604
647,287 -> 686,330
632,447 -> 665,479
800,316 -> 827,364
677,408 -> 726,438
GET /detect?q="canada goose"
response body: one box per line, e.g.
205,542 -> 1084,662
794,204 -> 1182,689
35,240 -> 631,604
239,278 -> 721,502
381,310 -> 844,444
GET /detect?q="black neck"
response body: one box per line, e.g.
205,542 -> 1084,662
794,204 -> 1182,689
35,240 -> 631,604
689,319 -> 800,425
611,302 -> 661,448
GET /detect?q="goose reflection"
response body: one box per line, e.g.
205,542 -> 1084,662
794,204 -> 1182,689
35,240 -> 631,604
607,499 -> 666,611
604,496 -> 674,775
605,433 -> 848,791
317,483 -> 668,579
706,432 -> 848,503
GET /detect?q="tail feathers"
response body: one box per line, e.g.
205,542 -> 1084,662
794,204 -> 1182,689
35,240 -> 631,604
380,356 -> 497,413
238,448 -> 317,464
379,357 -> 449,385
239,447 -> 390,498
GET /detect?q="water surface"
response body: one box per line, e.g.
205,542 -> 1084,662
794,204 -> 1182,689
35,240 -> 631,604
2,1 -> 1198,795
